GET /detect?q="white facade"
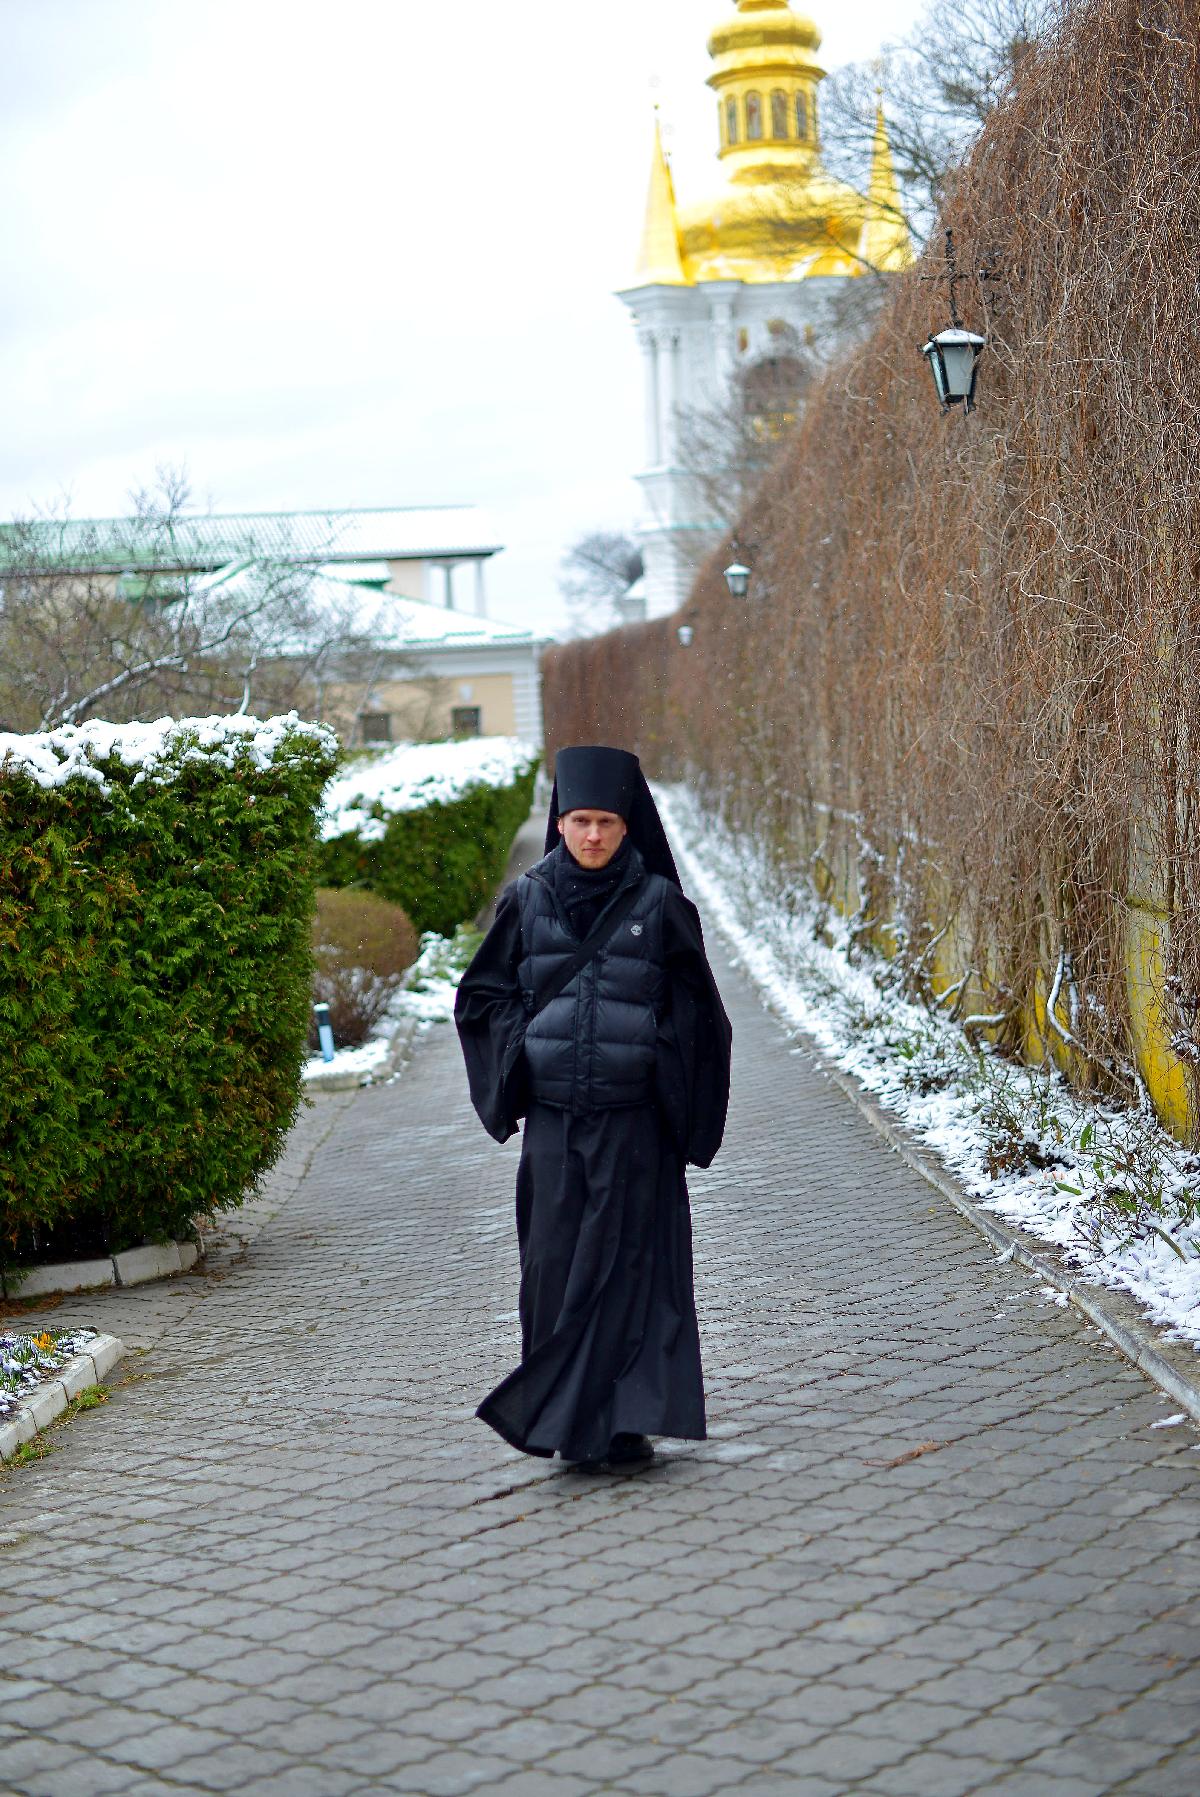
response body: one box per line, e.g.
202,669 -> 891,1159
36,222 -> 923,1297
613,3 -> 911,621
618,275 -> 852,619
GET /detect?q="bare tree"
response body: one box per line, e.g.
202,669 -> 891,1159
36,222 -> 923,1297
0,471 -> 410,733
820,0 -> 1059,257
558,531 -> 644,637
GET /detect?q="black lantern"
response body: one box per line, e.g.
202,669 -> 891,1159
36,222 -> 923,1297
723,560 -> 751,599
922,327 -> 987,412
677,624 -> 694,646
919,229 -> 995,416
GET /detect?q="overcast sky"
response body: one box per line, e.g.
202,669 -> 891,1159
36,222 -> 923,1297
0,0 -> 924,633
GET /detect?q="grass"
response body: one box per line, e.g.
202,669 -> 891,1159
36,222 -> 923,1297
1,1383 -> 110,1475
9,1437 -> 54,1467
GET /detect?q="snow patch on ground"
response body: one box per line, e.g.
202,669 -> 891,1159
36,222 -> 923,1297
321,736 -> 537,844
303,927 -> 475,1084
658,784 -> 1200,1350
1,1329 -> 99,1420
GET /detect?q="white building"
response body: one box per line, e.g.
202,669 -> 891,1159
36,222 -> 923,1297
191,554 -> 544,748
4,503 -> 544,746
9,504 -> 503,616
617,0 -> 911,618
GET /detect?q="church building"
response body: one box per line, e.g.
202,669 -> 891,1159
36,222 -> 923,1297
617,0 -> 911,618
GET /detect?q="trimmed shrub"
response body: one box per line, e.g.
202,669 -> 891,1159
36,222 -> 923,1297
319,739 -> 539,936
0,715 -> 339,1266
311,887 -> 419,1047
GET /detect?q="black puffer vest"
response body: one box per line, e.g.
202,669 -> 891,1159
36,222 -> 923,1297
517,845 -> 669,1114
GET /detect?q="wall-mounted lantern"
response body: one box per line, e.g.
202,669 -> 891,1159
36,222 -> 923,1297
677,624 -> 694,647
723,560 -> 751,599
919,228 -> 995,416
922,327 -> 986,413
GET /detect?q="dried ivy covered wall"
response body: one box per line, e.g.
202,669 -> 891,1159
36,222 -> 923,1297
543,0 -> 1200,1140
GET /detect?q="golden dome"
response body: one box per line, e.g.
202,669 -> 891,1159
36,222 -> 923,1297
708,0 -> 822,77
626,2 -> 912,289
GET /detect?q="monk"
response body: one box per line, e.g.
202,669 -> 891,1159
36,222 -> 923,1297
455,744 -> 731,1468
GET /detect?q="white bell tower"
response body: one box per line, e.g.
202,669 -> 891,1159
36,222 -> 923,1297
616,1 -> 912,619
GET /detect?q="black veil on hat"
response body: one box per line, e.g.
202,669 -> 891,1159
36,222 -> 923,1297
545,744 -> 681,888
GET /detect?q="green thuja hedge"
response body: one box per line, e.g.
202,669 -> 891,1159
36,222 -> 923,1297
0,717 -> 339,1267
319,756 -> 538,937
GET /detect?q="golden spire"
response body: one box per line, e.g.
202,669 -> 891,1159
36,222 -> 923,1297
859,101 -> 913,272
634,114 -> 690,286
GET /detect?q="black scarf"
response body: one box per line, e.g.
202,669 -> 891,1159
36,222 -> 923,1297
551,836 -> 633,940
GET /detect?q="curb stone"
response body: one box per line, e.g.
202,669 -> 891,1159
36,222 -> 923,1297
2,1240 -> 198,1302
816,1056 -> 1200,1424
0,1334 -> 124,1463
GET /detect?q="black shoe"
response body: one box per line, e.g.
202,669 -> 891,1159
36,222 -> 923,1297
607,1432 -> 654,1465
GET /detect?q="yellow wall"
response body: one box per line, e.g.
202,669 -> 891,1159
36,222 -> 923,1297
433,671 -> 516,736
322,670 -> 516,747
805,806 -> 1196,1145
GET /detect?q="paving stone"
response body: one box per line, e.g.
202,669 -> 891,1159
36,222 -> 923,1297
541,1735 -> 675,1781
1119,1752 -> 1200,1797
476,1774 -> 595,1797
3,909 -> 1199,1794
7,1753 -> 149,1797
878,1748 -> 1014,1796
622,1750 -> 759,1796
236,1772 -> 364,1797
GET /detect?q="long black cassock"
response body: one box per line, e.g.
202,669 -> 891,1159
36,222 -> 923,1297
456,850 -> 731,1462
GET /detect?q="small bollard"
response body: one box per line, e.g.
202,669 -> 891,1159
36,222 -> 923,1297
313,1002 -> 335,1062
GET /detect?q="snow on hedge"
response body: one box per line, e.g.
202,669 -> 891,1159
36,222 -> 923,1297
321,735 -> 539,844
0,712 -> 338,795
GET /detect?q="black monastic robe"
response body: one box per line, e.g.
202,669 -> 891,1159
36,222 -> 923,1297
456,873 -> 731,1461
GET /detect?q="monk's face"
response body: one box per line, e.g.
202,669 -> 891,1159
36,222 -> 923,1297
558,808 -> 628,869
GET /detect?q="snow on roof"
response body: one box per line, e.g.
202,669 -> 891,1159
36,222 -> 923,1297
0,506 -> 502,574
192,560 -> 536,653
316,560 -> 392,586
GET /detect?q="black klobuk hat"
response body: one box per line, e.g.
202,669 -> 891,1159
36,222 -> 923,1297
545,743 -> 681,887
553,745 -> 640,819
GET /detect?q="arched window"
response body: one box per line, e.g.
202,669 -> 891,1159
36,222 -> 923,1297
771,90 -> 788,140
726,96 -> 739,145
741,352 -> 809,440
795,91 -> 809,140
745,91 -> 763,141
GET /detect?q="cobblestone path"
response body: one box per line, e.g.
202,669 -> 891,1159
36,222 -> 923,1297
3,918 -> 1199,1795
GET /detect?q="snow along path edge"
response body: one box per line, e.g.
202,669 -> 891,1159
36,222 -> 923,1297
0,1335 -> 124,1462
657,788 -> 1200,1426
820,1061 -> 1200,1425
